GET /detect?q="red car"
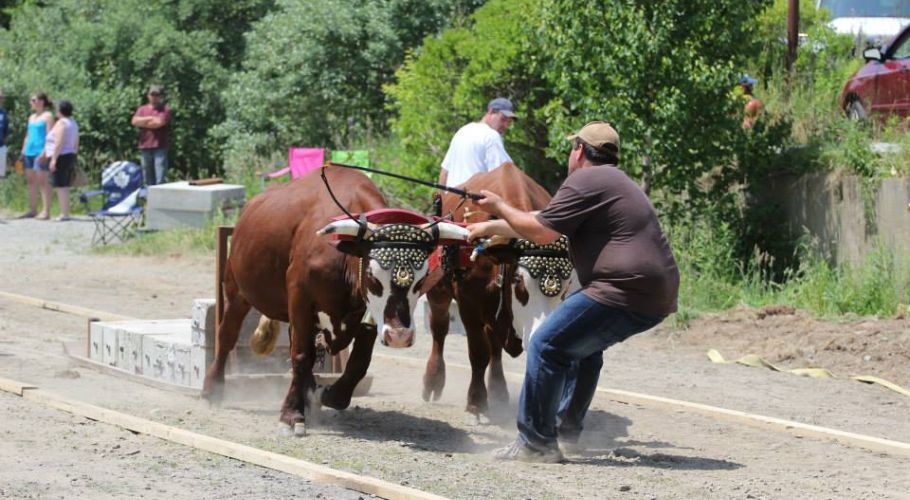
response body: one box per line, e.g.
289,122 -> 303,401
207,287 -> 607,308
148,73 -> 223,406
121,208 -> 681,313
841,23 -> 910,120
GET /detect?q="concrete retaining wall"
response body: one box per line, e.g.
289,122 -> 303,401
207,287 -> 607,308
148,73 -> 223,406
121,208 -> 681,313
764,172 -> 910,266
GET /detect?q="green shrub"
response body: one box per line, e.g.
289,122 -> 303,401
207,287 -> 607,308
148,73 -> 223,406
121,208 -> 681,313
0,174 -> 29,214
0,0 -> 238,180
214,0 -> 482,182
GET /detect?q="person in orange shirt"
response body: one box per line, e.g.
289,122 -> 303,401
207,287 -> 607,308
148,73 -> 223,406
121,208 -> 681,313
739,75 -> 763,129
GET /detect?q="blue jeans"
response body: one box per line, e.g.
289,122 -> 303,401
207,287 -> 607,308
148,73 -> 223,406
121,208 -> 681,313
23,155 -> 48,171
517,291 -> 664,450
140,148 -> 168,185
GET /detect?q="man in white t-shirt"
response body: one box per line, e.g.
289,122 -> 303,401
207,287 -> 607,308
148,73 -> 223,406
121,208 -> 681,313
438,97 -> 515,189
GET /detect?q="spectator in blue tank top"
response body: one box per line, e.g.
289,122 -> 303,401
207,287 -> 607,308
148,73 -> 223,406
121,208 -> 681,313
0,89 -> 9,178
19,92 -> 54,219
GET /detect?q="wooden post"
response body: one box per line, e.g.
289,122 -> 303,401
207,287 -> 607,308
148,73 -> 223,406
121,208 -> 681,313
786,0 -> 799,73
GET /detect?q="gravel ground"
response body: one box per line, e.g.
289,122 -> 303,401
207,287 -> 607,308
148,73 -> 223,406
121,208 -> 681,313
1,213 -> 909,499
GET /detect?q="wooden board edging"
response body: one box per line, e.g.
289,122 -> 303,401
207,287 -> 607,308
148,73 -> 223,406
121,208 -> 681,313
0,378 -> 447,500
373,353 -> 910,459
0,376 -> 37,396
0,290 -> 134,321
5,290 -> 909,461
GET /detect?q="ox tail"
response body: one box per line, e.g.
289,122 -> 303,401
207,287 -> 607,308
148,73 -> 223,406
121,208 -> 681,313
250,316 -> 281,356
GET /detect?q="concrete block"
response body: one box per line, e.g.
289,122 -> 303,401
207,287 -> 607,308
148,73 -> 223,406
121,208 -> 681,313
190,346 -> 208,389
141,335 -> 168,382
137,324 -> 193,383
146,181 -> 245,230
190,298 -> 288,348
89,322 -> 104,362
115,329 -> 130,369
147,181 -> 246,212
145,208 -> 210,231
107,319 -> 191,375
173,343 -> 192,387
190,298 -> 216,345
101,325 -> 119,367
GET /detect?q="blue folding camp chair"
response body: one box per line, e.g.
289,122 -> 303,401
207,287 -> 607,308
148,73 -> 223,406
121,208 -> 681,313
79,161 -> 146,245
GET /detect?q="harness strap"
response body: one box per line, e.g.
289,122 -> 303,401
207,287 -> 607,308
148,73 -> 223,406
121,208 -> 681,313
356,213 -> 368,241
494,264 -> 506,322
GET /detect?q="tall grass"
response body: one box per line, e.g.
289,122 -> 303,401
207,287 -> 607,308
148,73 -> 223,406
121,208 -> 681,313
670,216 -> 910,327
92,208 -> 239,257
0,174 -> 30,214
1,171 -> 94,216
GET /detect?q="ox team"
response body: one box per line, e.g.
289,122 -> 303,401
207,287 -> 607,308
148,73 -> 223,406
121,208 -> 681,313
449,110 -> 680,463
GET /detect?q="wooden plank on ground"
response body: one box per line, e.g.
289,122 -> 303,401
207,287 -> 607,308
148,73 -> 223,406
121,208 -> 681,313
598,387 -> 910,458
373,352 -> 910,459
1,383 -> 447,500
0,290 -> 135,321
7,290 -> 909,461
0,377 -> 37,396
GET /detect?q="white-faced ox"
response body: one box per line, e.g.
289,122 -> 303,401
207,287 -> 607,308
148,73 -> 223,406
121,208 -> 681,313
201,167 -> 466,436
422,163 -> 576,417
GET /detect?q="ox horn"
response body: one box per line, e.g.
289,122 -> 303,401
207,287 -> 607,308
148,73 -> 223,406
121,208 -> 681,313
433,222 -> 469,242
316,219 -> 373,237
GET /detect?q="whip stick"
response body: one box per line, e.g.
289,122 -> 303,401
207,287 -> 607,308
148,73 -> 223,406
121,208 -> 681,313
325,162 -> 485,200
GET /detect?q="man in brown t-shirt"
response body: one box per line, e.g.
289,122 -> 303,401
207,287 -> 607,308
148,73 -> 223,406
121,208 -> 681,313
131,85 -> 171,185
467,121 -> 679,463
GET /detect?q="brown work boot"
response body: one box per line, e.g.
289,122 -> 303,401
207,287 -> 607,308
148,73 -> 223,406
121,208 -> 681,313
491,439 -> 564,463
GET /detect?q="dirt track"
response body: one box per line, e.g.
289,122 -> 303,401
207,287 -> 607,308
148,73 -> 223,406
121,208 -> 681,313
1,214 -> 909,499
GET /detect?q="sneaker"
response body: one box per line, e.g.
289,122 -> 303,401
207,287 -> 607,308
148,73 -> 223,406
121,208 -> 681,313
491,439 -> 564,463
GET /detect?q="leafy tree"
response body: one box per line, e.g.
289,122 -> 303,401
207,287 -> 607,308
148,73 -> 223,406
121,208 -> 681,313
0,0 -> 23,29
214,0 -> 483,178
537,0 -> 770,218
752,0 -> 835,84
386,0 -> 559,206
172,0 -> 278,69
0,0 -> 229,178
388,0 -> 771,216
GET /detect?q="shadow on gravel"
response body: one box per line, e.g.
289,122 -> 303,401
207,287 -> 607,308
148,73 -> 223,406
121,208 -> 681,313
316,406 -> 476,453
570,447 -> 743,470
569,410 -> 741,470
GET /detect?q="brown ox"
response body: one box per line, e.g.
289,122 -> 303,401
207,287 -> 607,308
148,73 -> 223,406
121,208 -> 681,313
423,163 -> 575,416
201,167 -> 466,435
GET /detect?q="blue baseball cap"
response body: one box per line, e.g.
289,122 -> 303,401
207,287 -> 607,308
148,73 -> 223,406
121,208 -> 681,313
487,97 -> 517,118
738,75 -> 757,87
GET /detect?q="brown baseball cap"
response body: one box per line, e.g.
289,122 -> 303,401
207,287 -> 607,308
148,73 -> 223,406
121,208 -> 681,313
566,121 -> 620,154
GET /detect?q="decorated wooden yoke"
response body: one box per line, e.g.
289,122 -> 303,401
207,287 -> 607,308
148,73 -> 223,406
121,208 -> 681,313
318,208 -> 574,299
317,209 -> 470,289
429,230 -> 574,299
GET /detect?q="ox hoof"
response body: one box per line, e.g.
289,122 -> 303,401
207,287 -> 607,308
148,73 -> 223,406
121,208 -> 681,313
277,422 -> 294,437
293,422 -> 307,437
199,385 -> 224,406
463,413 -> 491,426
421,382 -> 445,402
320,385 -> 352,411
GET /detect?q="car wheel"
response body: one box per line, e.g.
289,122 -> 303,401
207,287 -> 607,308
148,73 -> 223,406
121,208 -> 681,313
846,99 -> 867,121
